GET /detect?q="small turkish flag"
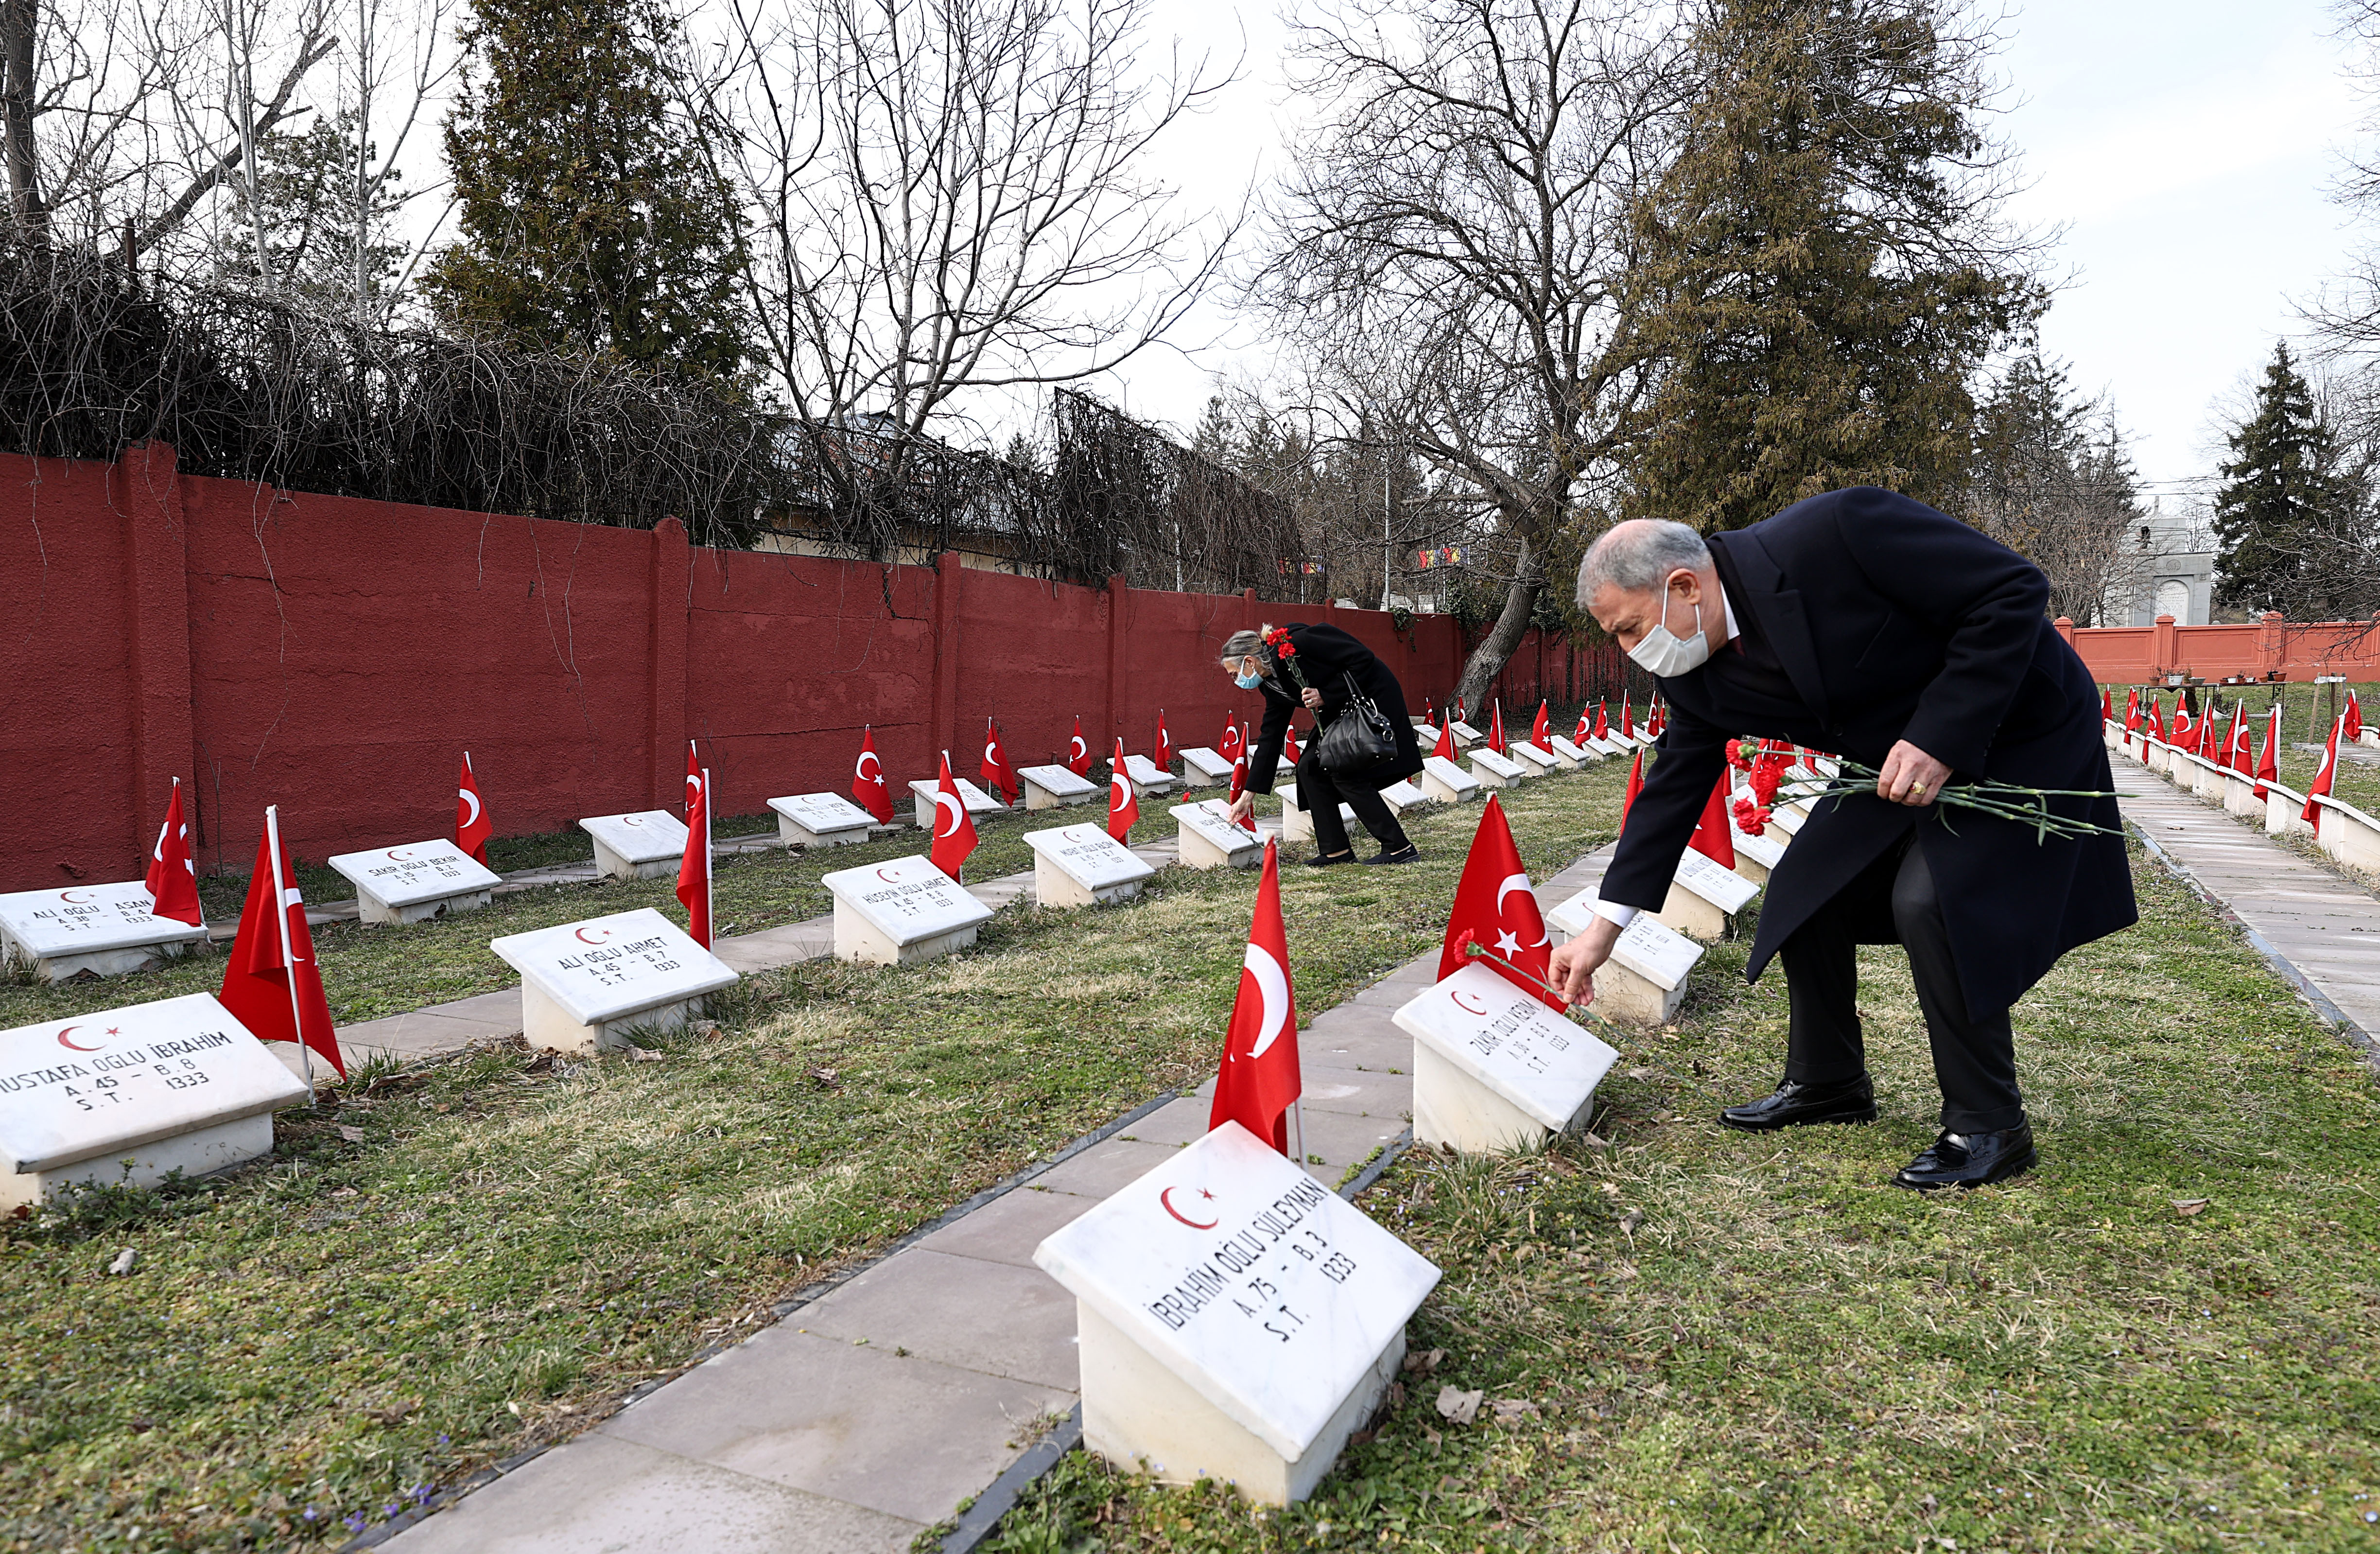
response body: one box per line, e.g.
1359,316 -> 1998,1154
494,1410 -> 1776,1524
455,752 -> 492,864
853,727 -> 894,823
981,717 -> 1019,805
1488,700 -> 1507,755
931,751 -> 980,879
1155,711 -> 1175,772
677,765 -> 712,946
1688,769 -> 1736,870
144,777 -> 203,927
1620,748 -> 1644,834
2146,698 -> 2165,742
1530,700 -> 1550,748
1219,716 -> 1244,764
1209,838 -> 1302,1154
1107,738 -> 1139,842
1593,702 -> 1610,741
2304,715 -> 2345,827
1438,794 -> 1561,1009
1431,716 -> 1454,761
2101,688 -> 2113,722
685,739 -> 702,817
1650,699 -> 1666,737
1066,715 -> 1094,776
1574,705 -> 1590,742
2348,691 -> 2364,744
1619,695 -> 1635,740
2254,703 -> 2280,798
2224,704 -> 2251,773
2172,704 -> 2194,747
2124,688 -> 2140,732
1284,723 -> 1302,768
1228,754 -> 1257,832
218,806 -> 343,1080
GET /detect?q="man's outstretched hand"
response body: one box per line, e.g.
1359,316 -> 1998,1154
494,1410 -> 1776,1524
1876,739 -> 1951,806
1547,914 -> 1623,1005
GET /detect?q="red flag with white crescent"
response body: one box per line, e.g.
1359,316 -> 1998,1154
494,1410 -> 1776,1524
1107,737 -> 1139,842
1688,769 -> 1736,870
1531,700 -> 1551,747
1593,702 -> 1610,740
218,808 -> 343,1078
144,777 -> 203,927
931,751 -> 979,879
1620,749 -> 1644,833
853,727 -> 894,823
1227,753 -> 1257,831
1431,716 -> 1453,761
1209,838 -> 1301,1154
2348,691 -> 2364,744
980,717 -> 1019,805
685,739 -> 702,816
1066,716 -> 1093,776
2254,703 -> 2280,798
1650,699 -> 1666,737
2124,688 -> 2140,733
2146,698 -> 2165,742
1619,695 -> 1634,740
455,751 -> 493,864
1155,710 -> 1174,772
1437,794 -> 1562,1009
1574,705 -> 1590,742
1488,700 -> 1507,755
2303,715 -> 2344,827
1219,716 -> 1244,764
1283,723 -> 1301,768
677,765 -> 713,945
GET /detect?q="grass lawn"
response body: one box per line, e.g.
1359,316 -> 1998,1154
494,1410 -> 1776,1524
0,795 -> 1288,1033
985,845 -> 2380,1552
0,767 -> 1616,1551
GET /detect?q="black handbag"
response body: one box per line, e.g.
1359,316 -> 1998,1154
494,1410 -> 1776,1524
1316,669 -> 1398,778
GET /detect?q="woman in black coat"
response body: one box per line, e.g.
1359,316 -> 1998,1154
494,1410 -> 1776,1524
1220,622 -> 1425,865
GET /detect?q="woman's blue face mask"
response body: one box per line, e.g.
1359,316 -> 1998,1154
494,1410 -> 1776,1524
1234,668 -> 1264,690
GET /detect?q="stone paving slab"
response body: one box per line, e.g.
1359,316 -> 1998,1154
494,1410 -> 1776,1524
793,1249 -> 1080,1392
910,1184 -> 1097,1267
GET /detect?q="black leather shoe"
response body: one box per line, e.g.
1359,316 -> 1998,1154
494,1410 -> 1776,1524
1892,1122 -> 2036,1190
1364,844 -> 1420,865
1718,1074 -> 1878,1132
1302,849 -> 1356,868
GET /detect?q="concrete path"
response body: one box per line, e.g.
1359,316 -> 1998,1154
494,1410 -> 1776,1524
370,844 -> 1614,1554
2111,760 -> 2380,1051
322,828 -> 1199,1072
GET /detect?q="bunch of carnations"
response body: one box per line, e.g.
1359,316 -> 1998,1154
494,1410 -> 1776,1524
1736,737 -> 2121,842
1728,738 -> 1795,835
1261,626 -> 1308,691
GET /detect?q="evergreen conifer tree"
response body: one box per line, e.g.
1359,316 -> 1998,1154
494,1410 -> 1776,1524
1622,0 -> 2037,532
2212,342 -> 2354,616
424,0 -> 746,376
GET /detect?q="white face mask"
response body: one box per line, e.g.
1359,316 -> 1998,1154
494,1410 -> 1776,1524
1626,576 -> 1712,677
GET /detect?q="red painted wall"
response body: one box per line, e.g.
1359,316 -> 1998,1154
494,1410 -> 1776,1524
2063,613 -> 2380,685
1,446 -> 1619,890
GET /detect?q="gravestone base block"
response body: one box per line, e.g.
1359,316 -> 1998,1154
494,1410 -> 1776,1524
357,887 -> 491,926
1077,1300 -> 1404,1507
1418,769 -> 1473,805
777,815 -> 870,848
521,980 -> 705,1056
1025,784 -> 1096,811
1731,856 -> 1770,888
833,903 -> 981,966
11,938 -> 198,984
591,839 -> 677,882
1412,1043 -> 1571,1153
1590,961 -> 1685,1026
1176,824 -> 1261,870
1654,882 -> 1729,942
2223,774 -> 2262,818
1035,855 -> 1142,908
0,1112 -> 274,1211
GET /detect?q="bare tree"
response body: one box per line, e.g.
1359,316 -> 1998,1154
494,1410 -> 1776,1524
1255,0 -> 1689,712
678,0 -> 1236,550
1966,350 -> 2143,625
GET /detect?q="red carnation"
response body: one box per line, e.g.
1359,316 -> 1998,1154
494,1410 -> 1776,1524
1732,796 -> 1771,836
1749,764 -> 1781,804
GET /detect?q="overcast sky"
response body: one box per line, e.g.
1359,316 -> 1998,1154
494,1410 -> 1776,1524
1086,0 -> 2375,502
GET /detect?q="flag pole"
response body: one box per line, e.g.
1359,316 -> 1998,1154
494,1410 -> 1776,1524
265,805 -> 314,1105
702,766 -> 714,939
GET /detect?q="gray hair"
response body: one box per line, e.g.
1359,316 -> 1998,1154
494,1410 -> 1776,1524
1219,629 -> 1266,664
1578,520 -> 1710,608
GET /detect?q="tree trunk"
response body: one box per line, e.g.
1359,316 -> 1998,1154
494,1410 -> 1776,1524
1,0 -> 42,238
1455,534 -> 1543,715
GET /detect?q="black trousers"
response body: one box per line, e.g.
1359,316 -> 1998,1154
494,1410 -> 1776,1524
1775,837 -> 2025,1133
1294,749 -> 1409,857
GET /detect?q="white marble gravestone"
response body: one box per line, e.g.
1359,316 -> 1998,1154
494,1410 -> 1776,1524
1033,1120 -> 1441,1505
1376,778 -> 1425,815
1019,764 -> 1100,811
1121,753 -> 1180,797
1468,749 -> 1526,789
1730,825 -> 1785,886
1447,721 -> 1482,750
769,791 -> 877,848
1546,735 -> 1592,769
0,992 -> 311,1207
1393,962 -> 1620,1152
1417,755 -> 1480,806
1585,736 -> 1628,759
1026,823 -> 1156,908
490,907 -> 739,1055
1660,849 -> 1761,941
1179,748 -> 1234,789
1170,800 -> 1265,870
1542,890 -> 1705,1025
1510,741 -> 1560,776
0,882 -> 207,982
821,855 -> 995,965
1279,796 -> 1358,848
579,810 -> 689,881
909,777 -> 1006,831
327,839 -> 502,925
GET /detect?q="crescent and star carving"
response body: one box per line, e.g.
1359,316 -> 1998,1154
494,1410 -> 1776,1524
573,926 -> 612,944
1160,1185 -> 1219,1230
56,1025 -> 104,1052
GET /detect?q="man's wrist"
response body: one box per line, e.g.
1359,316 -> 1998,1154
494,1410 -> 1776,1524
1589,898 -> 1638,928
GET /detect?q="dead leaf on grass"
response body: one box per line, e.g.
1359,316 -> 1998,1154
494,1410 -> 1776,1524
1490,1398 -> 1540,1424
2172,1198 -> 2210,1217
1435,1386 -> 1483,1425
338,1126 -> 366,1142
809,1067 -> 842,1089
628,1048 -> 668,1064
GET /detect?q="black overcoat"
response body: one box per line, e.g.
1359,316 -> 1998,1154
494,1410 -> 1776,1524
1242,623 -> 1425,794
1599,487 -> 2137,1017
